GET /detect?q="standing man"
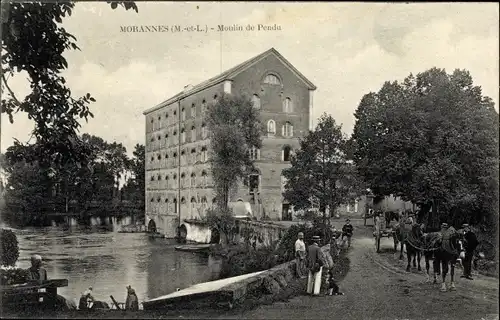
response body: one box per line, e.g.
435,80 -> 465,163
342,219 -> 354,248
461,224 -> 478,280
26,254 -> 48,281
294,232 -> 306,278
306,235 -> 324,296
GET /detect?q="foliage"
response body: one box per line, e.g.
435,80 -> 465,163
205,93 -> 262,209
283,113 -> 365,226
205,207 -> 236,245
0,229 -> 19,266
1,2 -> 137,168
351,68 -> 499,229
1,135 -> 144,226
213,244 -> 279,279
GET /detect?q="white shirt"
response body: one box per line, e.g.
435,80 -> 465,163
295,239 -> 305,252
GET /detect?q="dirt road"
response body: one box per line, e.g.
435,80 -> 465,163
229,227 -> 499,320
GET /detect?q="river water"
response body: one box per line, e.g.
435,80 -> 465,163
12,226 -> 222,307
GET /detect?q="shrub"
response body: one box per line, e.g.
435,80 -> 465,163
0,229 -> 20,267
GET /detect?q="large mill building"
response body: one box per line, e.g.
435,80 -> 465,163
143,48 -> 316,237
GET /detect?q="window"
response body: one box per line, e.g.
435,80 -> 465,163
191,197 -> 197,217
191,126 -> 196,142
150,197 -> 154,202
283,97 -> 293,113
157,135 -> 161,141
267,120 -> 276,135
202,99 -> 207,113
191,103 -> 196,118
181,128 -> 186,143
173,198 -> 177,213
283,146 -> 292,161
150,156 -> 154,162
157,154 -> 161,160
173,110 -> 177,116
191,148 -> 196,163
213,94 -> 218,103
201,146 -> 208,162
248,146 -> 260,160
201,123 -> 207,139
181,149 -> 186,164
165,198 -> 169,203
190,172 -> 196,187
252,94 -> 261,109
150,136 -> 154,142
249,171 -> 260,194
157,174 -> 162,180
165,153 -> 169,159
150,175 -> 155,181
150,118 -> 154,124
283,122 -> 293,137
180,172 -> 186,188
201,170 -> 207,187
158,115 -> 161,121
181,107 -> 186,121
157,197 -> 161,203
263,74 -> 281,85
181,197 -> 186,205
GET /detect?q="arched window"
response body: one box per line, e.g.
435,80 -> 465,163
165,153 -> 169,159
201,146 -> 208,162
191,148 -> 196,163
283,146 -> 292,161
150,197 -> 154,202
191,103 -> 196,118
150,117 -> 154,124
157,174 -> 162,180
181,128 -> 186,143
157,154 -> 161,160
150,175 -> 155,181
201,170 -> 208,187
157,196 -> 161,203
263,74 -> 281,85
252,94 -> 261,109
181,107 -> 186,121
267,120 -> 276,134
173,152 -> 177,158
165,198 -> 169,203
283,121 -> 294,137
157,135 -> 161,141
190,172 -> 196,187
191,125 -> 196,142
201,123 -> 207,139
191,197 -> 197,217
150,136 -> 154,142
173,198 -> 177,213
180,172 -> 186,188
283,97 -> 293,113
213,94 -> 218,103
181,197 -> 186,205
150,156 -> 154,162
202,99 -> 207,113
181,149 -> 186,164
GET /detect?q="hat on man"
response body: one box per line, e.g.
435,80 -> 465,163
312,235 -> 321,242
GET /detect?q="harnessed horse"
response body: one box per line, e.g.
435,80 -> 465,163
407,225 -> 465,292
396,222 -> 422,271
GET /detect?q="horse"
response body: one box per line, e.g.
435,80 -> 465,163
410,225 -> 465,292
401,223 -> 422,272
394,216 -> 415,261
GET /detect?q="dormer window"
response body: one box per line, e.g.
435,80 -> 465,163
263,74 -> 281,85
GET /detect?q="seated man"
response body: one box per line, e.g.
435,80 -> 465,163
26,255 -> 48,281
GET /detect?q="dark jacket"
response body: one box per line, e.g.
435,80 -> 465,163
26,267 -> 48,281
342,224 -> 354,236
307,243 -> 323,270
464,231 -> 478,253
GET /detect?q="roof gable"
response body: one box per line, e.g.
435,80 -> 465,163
144,48 -> 316,115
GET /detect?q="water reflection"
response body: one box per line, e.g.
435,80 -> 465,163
13,226 -> 221,306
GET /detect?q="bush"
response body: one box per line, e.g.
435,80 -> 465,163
0,229 -> 20,267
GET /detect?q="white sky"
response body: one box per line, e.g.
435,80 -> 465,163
1,2 -> 498,156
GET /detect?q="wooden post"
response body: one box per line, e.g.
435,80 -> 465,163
110,295 -> 121,310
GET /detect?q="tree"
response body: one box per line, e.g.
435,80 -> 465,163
0,229 -> 19,267
351,68 -> 499,229
205,93 -> 262,209
283,114 -> 361,232
1,2 -> 137,167
121,144 -> 145,208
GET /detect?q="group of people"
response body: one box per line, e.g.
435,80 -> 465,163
25,254 -> 140,311
294,219 -> 354,296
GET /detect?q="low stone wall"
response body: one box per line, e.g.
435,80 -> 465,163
218,245 -> 333,304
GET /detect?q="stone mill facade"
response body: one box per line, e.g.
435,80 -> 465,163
143,48 -> 316,237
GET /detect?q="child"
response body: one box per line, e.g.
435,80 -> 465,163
325,270 -> 344,296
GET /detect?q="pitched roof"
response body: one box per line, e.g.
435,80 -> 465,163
143,48 -> 317,115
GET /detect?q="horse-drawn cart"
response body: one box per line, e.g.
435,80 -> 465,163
373,217 -> 399,253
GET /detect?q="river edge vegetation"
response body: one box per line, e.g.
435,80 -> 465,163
0,135 -> 145,227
